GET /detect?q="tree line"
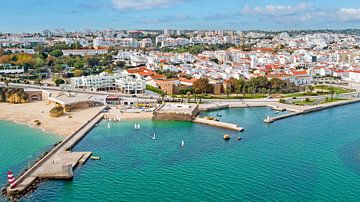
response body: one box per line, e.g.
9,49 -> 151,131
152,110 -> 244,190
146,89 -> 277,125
188,76 -> 299,96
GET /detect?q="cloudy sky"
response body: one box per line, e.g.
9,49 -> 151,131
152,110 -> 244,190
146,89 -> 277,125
1,0 -> 360,32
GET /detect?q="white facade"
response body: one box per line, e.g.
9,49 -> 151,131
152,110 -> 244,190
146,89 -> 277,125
70,72 -> 146,94
347,71 -> 360,83
0,65 -> 24,74
62,49 -> 108,56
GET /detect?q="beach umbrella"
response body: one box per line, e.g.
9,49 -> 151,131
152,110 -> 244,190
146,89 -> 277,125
7,171 -> 17,188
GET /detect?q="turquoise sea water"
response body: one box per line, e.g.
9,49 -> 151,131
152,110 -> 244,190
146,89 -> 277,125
0,121 -> 61,201
2,104 -> 360,201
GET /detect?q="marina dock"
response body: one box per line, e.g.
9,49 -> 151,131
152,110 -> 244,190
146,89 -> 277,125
6,111 -> 104,197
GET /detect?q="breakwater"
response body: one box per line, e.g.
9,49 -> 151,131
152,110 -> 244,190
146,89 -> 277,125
193,117 -> 244,132
5,110 -> 104,200
264,98 -> 360,123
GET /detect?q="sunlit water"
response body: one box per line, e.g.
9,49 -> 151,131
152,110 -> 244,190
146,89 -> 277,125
2,105 -> 360,201
0,121 -> 61,202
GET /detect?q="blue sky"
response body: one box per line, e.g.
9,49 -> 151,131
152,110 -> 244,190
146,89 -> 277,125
1,0 -> 360,32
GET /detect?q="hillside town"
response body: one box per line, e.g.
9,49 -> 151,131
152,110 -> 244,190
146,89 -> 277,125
1,29 -> 360,97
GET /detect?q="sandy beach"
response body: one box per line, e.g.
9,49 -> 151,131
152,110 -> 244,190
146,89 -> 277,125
105,108 -> 153,121
0,101 -> 103,136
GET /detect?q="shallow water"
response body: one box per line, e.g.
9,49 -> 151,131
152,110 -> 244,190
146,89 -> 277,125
28,105 -> 360,201
3,104 -> 360,201
0,121 -> 61,201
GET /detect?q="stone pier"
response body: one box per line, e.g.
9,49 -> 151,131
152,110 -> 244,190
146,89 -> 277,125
6,111 -> 104,197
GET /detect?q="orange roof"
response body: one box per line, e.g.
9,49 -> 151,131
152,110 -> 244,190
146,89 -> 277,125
178,77 -> 198,84
127,67 -> 155,76
150,74 -> 166,80
292,70 -> 308,75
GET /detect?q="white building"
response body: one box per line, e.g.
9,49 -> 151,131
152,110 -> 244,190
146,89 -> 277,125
70,72 -> 146,94
347,71 -> 360,83
62,49 -> 108,56
0,65 -> 24,74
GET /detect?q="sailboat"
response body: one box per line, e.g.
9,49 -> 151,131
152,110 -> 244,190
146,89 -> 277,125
152,133 -> 156,140
134,124 -> 141,130
181,140 -> 185,147
107,123 -> 111,128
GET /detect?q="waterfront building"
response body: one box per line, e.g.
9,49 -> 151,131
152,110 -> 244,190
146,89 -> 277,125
70,72 -> 146,94
347,71 -> 360,83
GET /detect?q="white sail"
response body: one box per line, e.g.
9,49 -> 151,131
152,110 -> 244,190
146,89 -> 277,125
181,140 -> 185,147
152,133 -> 156,140
107,123 -> 111,128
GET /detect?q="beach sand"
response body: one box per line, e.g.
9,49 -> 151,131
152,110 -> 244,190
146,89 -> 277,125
0,101 -> 103,136
120,112 -> 153,120
105,108 -> 153,121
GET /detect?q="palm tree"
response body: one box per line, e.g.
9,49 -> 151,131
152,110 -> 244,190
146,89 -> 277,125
4,80 -> 9,87
307,85 -> 314,94
160,91 -> 166,104
225,89 -> 231,98
329,87 -> 335,100
186,91 -> 192,103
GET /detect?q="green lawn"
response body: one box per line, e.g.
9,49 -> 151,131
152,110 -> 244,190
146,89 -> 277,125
283,85 -> 353,98
314,85 -> 354,94
320,97 -> 348,104
283,92 -> 320,98
146,85 -> 163,94
172,94 -> 267,99
293,99 -> 317,105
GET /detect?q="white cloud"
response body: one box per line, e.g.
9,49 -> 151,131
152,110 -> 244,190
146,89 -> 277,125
112,0 -> 185,10
337,8 -> 360,21
241,3 -> 330,24
242,3 -> 312,17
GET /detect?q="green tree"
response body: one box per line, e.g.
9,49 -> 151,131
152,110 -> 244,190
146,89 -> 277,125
34,57 -> 45,68
193,78 -> 210,94
54,64 -> 64,73
53,78 -> 65,86
186,91 -> 192,103
49,49 -> 63,57
86,57 -> 100,67
103,69 -> 113,74
72,69 -> 84,77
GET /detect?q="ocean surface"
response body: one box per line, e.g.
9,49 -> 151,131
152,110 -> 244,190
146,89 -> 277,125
2,104 -> 360,201
0,121 -> 61,201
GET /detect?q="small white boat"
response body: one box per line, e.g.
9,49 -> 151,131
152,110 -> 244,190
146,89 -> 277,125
134,124 -> 141,130
181,140 -> 185,147
107,123 -> 111,128
152,133 -> 156,140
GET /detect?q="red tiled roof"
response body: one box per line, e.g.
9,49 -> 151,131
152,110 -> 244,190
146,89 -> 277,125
127,67 -> 155,76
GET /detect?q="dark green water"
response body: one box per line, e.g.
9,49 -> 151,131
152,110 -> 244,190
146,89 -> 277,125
3,105 -> 360,201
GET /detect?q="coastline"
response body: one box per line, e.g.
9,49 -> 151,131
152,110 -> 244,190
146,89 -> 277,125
0,101 -> 103,136
104,110 -> 153,121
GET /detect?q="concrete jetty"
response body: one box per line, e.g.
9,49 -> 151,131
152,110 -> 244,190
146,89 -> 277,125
6,111 -> 104,197
264,98 -> 360,123
193,117 -> 244,132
